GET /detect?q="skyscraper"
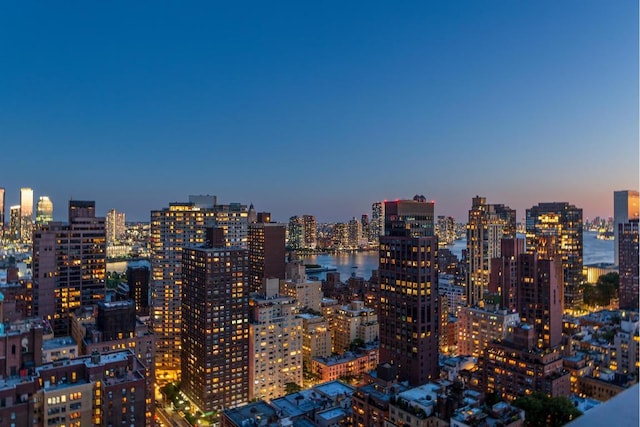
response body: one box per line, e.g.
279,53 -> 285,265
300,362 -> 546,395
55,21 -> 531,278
127,261 -> 151,316
0,187 -> 4,238
618,219 -> 639,311
516,253 -> 563,349
9,205 -> 20,241
20,187 -> 34,243
150,202 -> 213,382
150,196 -> 248,382
302,214 -> 317,249
32,200 -> 107,335
526,202 -> 583,310
35,196 -> 53,226
181,228 -> 249,412
287,216 -> 304,249
106,208 -> 126,243
370,201 -> 385,244
248,213 -> 286,293
466,196 -> 516,307
378,196 -> 439,384
614,190 -> 640,265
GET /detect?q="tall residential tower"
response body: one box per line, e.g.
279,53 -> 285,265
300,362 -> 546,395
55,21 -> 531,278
466,196 -> 516,307
526,202 -> 583,310
378,196 -> 439,384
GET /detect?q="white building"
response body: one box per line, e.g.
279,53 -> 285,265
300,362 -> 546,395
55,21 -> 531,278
249,278 -> 303,401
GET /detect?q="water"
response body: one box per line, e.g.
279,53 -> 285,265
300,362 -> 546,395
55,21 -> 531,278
107,231 -> 614,277
301,252 -> 380,281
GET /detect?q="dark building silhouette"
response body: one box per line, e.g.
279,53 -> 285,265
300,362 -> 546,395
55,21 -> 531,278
619,219 -> 639,310
126,262 -> 150,316
489,238 -> 525,311
378,196 -> 439,385
490,238 -> 563,349
517,253 -> 563,349
248,213 -> 285,293
32,200 -> 106,335
96,300 -> 136,341
181,228 -> 250,412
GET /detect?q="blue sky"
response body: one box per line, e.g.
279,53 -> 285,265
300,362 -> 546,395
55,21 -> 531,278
1,1 -> 637,222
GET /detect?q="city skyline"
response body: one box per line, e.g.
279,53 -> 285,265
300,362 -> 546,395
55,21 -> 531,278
1,2 -> 637,223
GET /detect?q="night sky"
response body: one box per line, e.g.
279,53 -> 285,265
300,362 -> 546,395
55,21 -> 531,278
1,2 -> 637,223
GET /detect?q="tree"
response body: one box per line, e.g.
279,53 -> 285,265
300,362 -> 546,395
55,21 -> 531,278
285,382 -> 302,394
349,338 -> 365,352
513,393 -> 581,427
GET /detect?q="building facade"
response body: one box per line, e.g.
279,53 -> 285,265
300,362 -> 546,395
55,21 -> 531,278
248,217 -> 286,293
526,202 -> 583,310
181,233 -> 250,412
249,278 -> 303,401
618,219 -> 639,310
614,190 -> 640,266
378,197 -> 439,384
32,201 -> 106,336
35,196 -> 53,226
466,196 -> 516,307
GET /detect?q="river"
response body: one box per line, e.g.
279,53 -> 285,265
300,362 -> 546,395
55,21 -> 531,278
106,231 -> 614,281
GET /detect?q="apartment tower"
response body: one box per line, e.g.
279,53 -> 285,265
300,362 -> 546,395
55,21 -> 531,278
32,200 -> 106,335
20,187 -> 34,244
614,190 -> 640,266
619,219 -> 639,310
150,196 -> 248,382
378,196 -> 439,385
181,228 -> 249,412
466,196 -> 516,307
248,212 -> 286,293
526,202 -> 583,310
35,196 -> 53,226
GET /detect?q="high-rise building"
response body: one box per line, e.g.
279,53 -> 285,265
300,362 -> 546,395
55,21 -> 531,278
106,208 -> 126,243
35,196 -> 53,226
181,229 -> 249,412
348,217 -> 363,248
9,205 -> 20,241
361,214 -> 370,242
517,253 -> 563,349
614,190 -> 640,265
489,238 -> 525,311
150,202 -> 212,382
370,201 -> 385,244
0,187 -> 4,238
466,196 -> 516,307
20,187 -> 34,243
619,219 -> 639,310
32,200 -> 107,335
287,216 -> 304,249
378,196 -> 439,384
526,202 -> 583,310
436,215 -> 456,246
249,278 -> 303,401
212,202 -> 249,248
127,261 -> 151,316
248,214 -> 286,293
150,197 -> 248,382
302,214 -> 317,249
332,222 -> 349,248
